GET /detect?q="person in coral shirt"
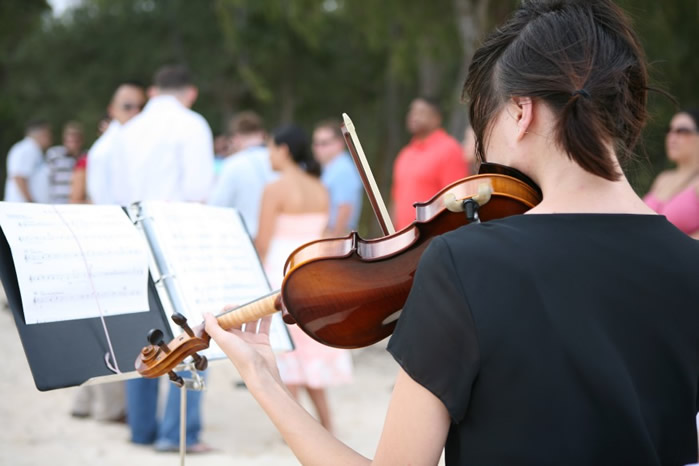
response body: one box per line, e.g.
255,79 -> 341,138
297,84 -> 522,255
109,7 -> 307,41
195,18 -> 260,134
391,97 -> 469,229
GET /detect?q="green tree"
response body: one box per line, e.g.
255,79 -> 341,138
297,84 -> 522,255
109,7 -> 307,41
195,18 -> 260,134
617,0 -> 699,191
0,0 -> 51,190
1,0 -> 696,226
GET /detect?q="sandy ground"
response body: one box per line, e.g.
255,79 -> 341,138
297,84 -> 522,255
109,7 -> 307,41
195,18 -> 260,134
0,305 -> 407,466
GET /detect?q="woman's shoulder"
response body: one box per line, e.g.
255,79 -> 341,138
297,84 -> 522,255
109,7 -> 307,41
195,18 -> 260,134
268,172 -> 328,213
303,172 -> 330,204
436,216 -> 527,263
262,177 -> 295,210
691,174 -> 699,194
649,169 -> 699,199
649,169 -> 675,192
263,177 -> 287,196
439,213 -> 672,254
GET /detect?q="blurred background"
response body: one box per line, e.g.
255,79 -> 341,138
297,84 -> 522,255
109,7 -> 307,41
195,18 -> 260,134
1,0 -> 697,234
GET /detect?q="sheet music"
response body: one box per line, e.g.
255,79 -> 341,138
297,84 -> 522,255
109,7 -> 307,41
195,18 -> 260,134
0,202 -> 149,324
137,201 -> 292,359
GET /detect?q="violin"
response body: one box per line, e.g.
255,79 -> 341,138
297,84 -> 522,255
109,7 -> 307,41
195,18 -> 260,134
135,115 -> 542,380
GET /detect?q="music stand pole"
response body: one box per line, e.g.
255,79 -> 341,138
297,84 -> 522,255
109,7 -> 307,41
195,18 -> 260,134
171,361 -> 205,466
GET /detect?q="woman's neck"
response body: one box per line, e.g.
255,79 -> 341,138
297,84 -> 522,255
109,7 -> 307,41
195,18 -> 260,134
526,159 -> 654,215
279,162 -> 306,177
675,157 -> 699,174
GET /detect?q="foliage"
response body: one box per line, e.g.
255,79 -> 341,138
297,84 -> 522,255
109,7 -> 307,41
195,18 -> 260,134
0,0 -> 696,227
616,0 -> 699,189
0,0 -> 51,179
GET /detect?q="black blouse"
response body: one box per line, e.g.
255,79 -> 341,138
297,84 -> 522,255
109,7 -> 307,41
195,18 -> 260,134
387,214 -> 699,465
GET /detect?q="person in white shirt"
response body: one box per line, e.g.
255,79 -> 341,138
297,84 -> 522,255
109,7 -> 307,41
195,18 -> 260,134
108,66 -> 214,206
208,111 -> 274,237
86,81 -> 146,204
4,119 -> 52,203
116,64 -> 214,453
69,82 -> 147,425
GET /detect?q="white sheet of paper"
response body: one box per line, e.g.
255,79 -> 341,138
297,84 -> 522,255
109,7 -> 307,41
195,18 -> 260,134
0,202 -> 150,324
138,202 -> 292,358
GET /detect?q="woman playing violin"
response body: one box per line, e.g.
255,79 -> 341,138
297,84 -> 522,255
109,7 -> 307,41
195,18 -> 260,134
204,1 -> 699,464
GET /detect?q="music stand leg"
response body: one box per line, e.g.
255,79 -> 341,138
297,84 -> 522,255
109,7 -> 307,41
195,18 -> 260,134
180,384 -> 186,466
170,362 -> 205,466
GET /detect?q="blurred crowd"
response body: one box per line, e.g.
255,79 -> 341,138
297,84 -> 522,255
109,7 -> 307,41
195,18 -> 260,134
3,62 -> 698,453
0,63 -> 471,453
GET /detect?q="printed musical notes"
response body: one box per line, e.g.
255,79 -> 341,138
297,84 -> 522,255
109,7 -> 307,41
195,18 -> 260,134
136,201 -> 293,356
0,202 -> 149,324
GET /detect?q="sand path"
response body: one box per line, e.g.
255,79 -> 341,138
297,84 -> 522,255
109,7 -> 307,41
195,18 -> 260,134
0,307 -> 400,466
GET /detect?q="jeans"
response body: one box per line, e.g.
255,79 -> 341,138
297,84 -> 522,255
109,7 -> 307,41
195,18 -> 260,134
126,370 -> 204,447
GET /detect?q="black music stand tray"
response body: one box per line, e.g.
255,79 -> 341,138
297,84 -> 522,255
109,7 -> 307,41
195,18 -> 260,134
0,225 -> 171,391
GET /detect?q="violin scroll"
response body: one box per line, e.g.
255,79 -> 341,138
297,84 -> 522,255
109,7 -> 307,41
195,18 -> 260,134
135,316 -> 210,378
135,292 -> 282,378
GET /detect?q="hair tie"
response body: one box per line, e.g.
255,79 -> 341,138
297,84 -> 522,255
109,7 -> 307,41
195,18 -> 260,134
572,89 -> 591,99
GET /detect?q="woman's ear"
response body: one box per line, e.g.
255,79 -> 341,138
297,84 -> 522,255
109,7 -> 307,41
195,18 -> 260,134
512,96 -> 533,142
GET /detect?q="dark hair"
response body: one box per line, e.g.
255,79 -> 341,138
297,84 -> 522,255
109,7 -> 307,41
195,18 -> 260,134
230,111 -> 265,136
63,120 -> 84,135
25,118 -> 50,134
314,119 -> 343,140
416,96 -> 443,118
679,108 -> 699,130
463,0 -> 648,181
272,125 -> 321,177
154,64 -> 193,90
118,79 -> 146,91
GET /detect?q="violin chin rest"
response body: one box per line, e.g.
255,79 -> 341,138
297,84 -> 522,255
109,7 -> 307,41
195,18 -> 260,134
474,184 -> 493,205
444,183 -> 493,213
444,193 -> 465,213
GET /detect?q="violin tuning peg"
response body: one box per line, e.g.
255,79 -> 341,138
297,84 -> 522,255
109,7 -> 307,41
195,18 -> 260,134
147,328 -> 170,354
191,353 -> 208,371
168,371 -> 184,387
171,312 -> 194,337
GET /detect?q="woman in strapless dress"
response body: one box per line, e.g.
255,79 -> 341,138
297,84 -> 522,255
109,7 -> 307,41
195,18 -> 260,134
255,125 -> 353,433
644,108 -> 699,239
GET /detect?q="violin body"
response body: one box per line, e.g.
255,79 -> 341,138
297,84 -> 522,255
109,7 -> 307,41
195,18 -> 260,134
135,163 -> 541,378
281,169 -> 541,348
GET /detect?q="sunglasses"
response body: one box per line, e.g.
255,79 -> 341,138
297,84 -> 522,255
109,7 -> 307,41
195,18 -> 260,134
122,103 -> 144,112
666,127 -> 698,136
313,138 -> 338,147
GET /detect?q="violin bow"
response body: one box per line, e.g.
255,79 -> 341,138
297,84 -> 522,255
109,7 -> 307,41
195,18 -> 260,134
341,113 -> 396,236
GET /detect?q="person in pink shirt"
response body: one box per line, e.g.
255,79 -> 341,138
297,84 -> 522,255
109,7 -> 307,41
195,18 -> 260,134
644,108 -> 699,238
391,97 -> 469,230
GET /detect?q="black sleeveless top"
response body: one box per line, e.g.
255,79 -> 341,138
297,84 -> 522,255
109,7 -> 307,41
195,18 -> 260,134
388,214 -> 699,465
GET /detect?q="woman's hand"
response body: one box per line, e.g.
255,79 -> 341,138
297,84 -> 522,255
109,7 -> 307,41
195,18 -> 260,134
204,311 -> 283,387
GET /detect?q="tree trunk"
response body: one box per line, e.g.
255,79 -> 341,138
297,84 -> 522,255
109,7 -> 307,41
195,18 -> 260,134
279,77 -> 296,124
417,39 -> 443,98
376,22 -> 403,237
447,0 -> 491,139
